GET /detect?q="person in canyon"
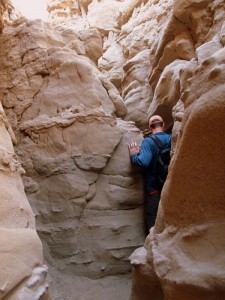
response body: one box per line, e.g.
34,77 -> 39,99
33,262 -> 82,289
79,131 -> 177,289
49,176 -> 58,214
128,115 -> 171,234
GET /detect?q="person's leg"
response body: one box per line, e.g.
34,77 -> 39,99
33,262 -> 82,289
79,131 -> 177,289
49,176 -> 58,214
145,193 -> 160,234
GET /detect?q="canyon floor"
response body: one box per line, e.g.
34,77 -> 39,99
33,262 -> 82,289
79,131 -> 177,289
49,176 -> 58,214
49,268 -> 132,300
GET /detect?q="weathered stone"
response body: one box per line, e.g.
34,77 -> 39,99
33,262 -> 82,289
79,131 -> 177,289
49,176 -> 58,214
78,28 -> 103,62
0,103 -> 49,298
148,59 -> 188,128
1,0 -> 225,299
123,49 -> 152,130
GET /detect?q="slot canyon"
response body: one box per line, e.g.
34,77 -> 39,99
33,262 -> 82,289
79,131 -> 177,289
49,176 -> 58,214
0,0 -> 224,299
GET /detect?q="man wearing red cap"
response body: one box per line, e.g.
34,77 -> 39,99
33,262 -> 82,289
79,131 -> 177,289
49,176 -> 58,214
128,115 -> 171,234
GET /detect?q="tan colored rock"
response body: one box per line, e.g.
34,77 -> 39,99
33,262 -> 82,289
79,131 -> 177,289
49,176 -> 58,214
0,101 -> 50,299
5,265 -> 49,300
196,40 -> 223,63
173,0 -> 213,45
16,108 -> 144,279
120,0 -> 174,59
122,49 -> 152,130
164,49 -> 225,227
99,42 -> 126,88
149,23 -> 195,90
98,75 -> 127,118
87,0 -> 121,34
0,0 -> 9,31
98,0 -> 175,123
219,18 -> 225,46
78,28 -> 103,63
45,0 -> 176,129
47,0 -> 79,20
148,59 -> 188,128
79,0 -> 92,12
171,100 -> 184,156
129,245 -> 163,300
130,2 -> 225,298
0,17 -> 145,299
152,222 -> 225,300
0,20 -> 126,123
1,0 -> 225,299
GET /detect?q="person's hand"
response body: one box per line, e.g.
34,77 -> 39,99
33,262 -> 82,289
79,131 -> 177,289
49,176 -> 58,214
128,141 -> 140,156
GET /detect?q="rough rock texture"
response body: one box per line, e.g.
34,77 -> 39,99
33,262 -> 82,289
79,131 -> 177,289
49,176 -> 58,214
0,103 -> 50,299
0,16 -> 145,299
1,0 -> 225,299
0,4 -> 51,300
47,0 -> 79,20
129,0 -> 225,299
0,0 -> 9,31
46,0 -> 176,128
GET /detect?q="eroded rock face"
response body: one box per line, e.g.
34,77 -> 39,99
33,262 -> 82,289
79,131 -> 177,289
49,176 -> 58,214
0,17 -> 145,299
45,0 -> 176,128
0,0 -> 9,31
1,0 -> 225,299
0,102 -> 49,299
129,1 -> 225,299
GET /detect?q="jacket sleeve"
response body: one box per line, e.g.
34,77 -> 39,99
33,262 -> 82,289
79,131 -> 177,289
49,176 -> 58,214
130,139 -> 154,168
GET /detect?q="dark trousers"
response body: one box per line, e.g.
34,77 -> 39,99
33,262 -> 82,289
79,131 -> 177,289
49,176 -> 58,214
145,193 -> 160,234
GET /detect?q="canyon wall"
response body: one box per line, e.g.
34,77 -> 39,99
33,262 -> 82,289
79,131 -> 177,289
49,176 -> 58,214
0,102 -> 49,300
1,0 -> 225,299
129,1 -> 225,299
0,2 -> 50,300
0,6 -> 145,298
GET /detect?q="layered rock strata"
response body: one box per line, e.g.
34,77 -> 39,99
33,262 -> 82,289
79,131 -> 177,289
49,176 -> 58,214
1,0 -> 225,299
0,16 -> 145,299
0,105 -> 49,299
0,4 -> 50,300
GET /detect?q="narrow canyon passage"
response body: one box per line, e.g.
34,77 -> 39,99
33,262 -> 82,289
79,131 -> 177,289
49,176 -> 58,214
0,0 -> 225,299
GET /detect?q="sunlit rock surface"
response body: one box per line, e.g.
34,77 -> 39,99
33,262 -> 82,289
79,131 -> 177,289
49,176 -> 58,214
0,16 -> 144,299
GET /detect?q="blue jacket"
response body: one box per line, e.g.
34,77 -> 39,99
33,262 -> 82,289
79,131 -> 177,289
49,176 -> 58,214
131,132 -> 171,193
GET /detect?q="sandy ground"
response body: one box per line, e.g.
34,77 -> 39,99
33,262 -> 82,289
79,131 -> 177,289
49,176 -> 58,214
48,269 -> 132,300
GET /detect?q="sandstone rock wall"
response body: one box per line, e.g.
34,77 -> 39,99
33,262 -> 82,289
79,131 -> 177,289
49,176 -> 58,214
1,0 -> 225,299
0,5 -> 50,300
0,0 -> 9,31
0,102 -> 49,300
0,15 -> 146,299
46,0 -> 175,129
129,0 -> 225,299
